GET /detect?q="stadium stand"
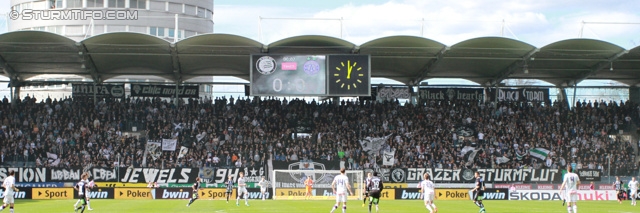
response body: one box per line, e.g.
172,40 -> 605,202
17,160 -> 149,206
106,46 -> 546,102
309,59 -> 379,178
0,94 -> 637,177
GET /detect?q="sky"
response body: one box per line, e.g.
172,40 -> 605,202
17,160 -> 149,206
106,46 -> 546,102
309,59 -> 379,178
210,0 -> 640,49
1,0 -> 639,47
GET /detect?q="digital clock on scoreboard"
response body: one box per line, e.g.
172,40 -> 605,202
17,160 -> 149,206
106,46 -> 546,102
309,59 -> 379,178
250,55 -> 326,96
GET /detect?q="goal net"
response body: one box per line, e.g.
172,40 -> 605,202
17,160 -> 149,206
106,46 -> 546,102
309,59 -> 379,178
272,169 -> 364,200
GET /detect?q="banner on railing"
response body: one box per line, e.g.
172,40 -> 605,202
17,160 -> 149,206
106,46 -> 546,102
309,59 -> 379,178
363,168 -> 407,183
486,88 -> 549,102
119,168 -> 199,183
0,167 -> 198,184
376,87 -> 411,101
208,167 -> 265,184
577,169 -> 602,181
130,84 -> 199,98
418,88 -> 484,101
402,168 -> 562,183
72,84 -> 125,98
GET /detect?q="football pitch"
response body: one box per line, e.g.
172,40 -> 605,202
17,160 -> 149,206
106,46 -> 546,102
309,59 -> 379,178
14,199 -> 640,213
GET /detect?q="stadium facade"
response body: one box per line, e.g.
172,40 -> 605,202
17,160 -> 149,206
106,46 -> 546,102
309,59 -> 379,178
9,0 -> 214,41
7,0 -> 216,99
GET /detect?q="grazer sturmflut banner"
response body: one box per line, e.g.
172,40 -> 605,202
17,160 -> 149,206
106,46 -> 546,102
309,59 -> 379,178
130,84 -> 199,98
486,88 -> 549,102
72,84 -> 125,98
418,88 -> 484,101
403,168 -> 562,183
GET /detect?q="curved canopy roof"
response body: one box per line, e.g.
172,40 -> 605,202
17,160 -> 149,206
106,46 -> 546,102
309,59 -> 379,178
0,31 -> 638,86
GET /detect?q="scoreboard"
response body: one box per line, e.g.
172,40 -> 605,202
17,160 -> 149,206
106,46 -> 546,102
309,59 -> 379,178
251,55 -> 326,96
250,54 -> 370,96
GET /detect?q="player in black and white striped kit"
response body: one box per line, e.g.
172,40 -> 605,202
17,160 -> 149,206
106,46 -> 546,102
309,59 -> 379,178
367,172 -> 384,213
362,173 -> 372,207
187,177 -> 202,207
614,176 -> 625,204
225,176 -> 234,203
74,173 -> 90,213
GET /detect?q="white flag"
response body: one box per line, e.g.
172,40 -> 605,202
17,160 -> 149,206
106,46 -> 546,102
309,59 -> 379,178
46,152 -> 58,160
46,152 -> 60,166
146,141 -> 162,160
459,146 -> 475,157
496,156 -> 510,164
178,146 -> 189,159
382,149 -> 395,166
196,132 -> 207,142
162,138 -> 178,151
50,159 -> 61,166
359,135 -> 391,155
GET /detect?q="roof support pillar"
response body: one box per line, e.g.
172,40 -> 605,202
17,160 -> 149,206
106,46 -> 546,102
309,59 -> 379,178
76,42 -> 101,83
170,44 -> 182,82
93,82 -> 97,105
12,86 -> 20,107
169,44 -> 182,104
487,48 -> 539,86
175,82 -> 180,105
573,50 -> 628,85
411,46 -> 449,85
0,56 -> 20,106
630,87 -> 640,105
0,55 -> 18,82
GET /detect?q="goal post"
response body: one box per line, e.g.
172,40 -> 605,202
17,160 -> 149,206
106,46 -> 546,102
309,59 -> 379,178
272,169 -> 364,200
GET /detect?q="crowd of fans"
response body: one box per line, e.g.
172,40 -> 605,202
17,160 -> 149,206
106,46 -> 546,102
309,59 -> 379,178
0,94 -> 638,177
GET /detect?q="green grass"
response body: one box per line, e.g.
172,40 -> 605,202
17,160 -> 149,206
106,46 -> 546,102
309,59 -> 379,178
12,199 -> 640,213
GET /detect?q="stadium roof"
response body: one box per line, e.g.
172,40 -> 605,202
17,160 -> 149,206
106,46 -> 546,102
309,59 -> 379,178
0,31 -> 639,87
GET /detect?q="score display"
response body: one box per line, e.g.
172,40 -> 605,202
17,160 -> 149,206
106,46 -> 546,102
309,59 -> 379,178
250,54 -> 371,96
251,55 -> 326,96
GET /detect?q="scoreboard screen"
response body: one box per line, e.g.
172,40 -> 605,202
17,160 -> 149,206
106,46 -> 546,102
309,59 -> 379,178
250,55 -> 326,96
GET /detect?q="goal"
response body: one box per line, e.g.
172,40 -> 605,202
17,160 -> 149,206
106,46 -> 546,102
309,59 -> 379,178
272,169 -> 364,200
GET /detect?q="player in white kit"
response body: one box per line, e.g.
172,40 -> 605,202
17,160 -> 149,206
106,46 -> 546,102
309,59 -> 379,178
0,170 -> 18,213
259,176 -> 269,200
330,168 -> 353,213
629,177 -> 638,206
419,173 -> 438,213
559,165 -> 580,213
236,172 -> 249,206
